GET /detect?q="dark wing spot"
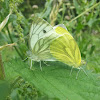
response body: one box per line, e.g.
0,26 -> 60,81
43,30 -> 46,33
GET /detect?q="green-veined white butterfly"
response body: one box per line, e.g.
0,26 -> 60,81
28,16 -> 61,70
50,25 -> 87,79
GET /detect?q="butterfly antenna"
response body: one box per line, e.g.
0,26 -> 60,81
76,68 -> 81,80
40,61 -> 42,71
69,66 -> 73,76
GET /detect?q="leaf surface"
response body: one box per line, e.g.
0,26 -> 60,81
4,58 -> 100,100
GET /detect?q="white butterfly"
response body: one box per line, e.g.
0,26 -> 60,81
28,16 -> 61,70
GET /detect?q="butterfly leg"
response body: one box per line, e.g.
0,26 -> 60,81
22,57 -> 28,61
40,61 -> 42,71
76,68 -> 81,79
69,66 -> 73,76
30,59 -> 33,69
43,61 -> 50,66
81,68 -> 88,77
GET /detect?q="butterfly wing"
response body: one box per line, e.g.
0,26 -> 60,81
29,16 -> 60,50
32,33 -> 59,60
50,26 -> 81,68
29,16 -> 61,61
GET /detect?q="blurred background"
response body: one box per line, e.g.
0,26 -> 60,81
0,0 -> 100,99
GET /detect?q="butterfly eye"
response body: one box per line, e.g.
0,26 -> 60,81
43,30 -> 46,33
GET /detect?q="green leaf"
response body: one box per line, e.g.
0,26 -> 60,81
0,12 -> 11,32
73,0 -> 81,14
87,18 -> 97,27
4,58 -> 100,100
0,80 -> 11,100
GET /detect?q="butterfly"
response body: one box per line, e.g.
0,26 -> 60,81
28,16 -> 61,70
50,25 -> 87,79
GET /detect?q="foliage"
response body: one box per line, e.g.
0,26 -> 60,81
0,0 -> 100,100
3,57 -> 100,100
0,80 -> 11,100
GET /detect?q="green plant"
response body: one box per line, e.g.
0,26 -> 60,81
0,0 -> 100,100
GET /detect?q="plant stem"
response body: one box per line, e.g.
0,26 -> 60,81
69,2 -> 100,23
7,27 -> 24,60
0,52 -> 5,80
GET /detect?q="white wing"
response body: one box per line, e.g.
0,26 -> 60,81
32,33 -> 59,60
29,16 -> 59,50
